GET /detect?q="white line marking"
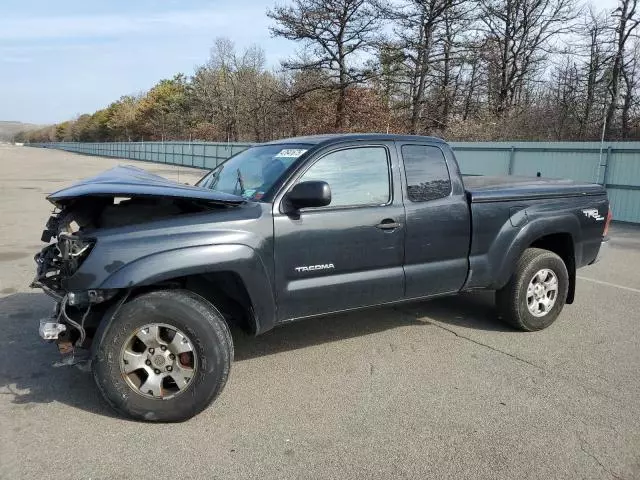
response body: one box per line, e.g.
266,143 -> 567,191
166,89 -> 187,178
577,276 -> 640,294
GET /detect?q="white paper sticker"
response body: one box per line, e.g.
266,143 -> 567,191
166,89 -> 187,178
275,149 -> 308,158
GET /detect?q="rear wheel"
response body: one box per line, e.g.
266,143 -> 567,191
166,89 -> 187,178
92,290 -> 233,422
496,248 -> 569,331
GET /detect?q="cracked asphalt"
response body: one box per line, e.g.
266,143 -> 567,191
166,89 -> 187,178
0,145 -> 639,479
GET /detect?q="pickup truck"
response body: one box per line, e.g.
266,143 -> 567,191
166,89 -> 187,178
32,134 -> 611,422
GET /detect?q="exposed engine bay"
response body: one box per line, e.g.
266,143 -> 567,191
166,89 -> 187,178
34,196 -> 220,293
32,195 -> 231,355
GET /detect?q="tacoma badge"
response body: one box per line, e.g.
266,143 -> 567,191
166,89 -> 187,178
295,264 -> 335,273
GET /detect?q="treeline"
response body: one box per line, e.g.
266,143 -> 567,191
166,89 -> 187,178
17,0 -> 640,143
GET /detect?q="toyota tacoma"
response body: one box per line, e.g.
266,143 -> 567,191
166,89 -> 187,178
31,134 -> 611,422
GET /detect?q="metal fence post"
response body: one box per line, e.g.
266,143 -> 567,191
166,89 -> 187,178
508,146 -> 516,175
601,146 -> 612,186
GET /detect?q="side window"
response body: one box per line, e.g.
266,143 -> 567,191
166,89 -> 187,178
298,147 -> 390,207
401,145 -> 451,202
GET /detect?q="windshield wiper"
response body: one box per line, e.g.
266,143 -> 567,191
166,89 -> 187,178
197,165 -> 222,189
235,168 -> 245,196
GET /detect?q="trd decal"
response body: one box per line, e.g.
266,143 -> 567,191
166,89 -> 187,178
582,208 -> 605,221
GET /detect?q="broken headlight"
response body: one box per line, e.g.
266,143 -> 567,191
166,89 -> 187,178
56,233 -> 95,276
33,234 -> 95,299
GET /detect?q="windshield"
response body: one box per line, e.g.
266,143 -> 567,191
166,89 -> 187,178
196,144 -> 310,201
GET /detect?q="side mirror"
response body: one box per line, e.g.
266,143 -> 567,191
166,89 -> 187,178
286,181 -> 331,211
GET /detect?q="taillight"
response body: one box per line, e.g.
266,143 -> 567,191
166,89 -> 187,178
603,208 -> 613,237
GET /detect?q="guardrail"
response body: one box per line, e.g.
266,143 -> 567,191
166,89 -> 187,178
29,140 -> 640,223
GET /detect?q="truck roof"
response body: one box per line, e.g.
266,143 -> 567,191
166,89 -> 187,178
265,133 -> 446,146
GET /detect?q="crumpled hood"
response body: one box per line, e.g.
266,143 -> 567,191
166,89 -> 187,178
47,165 -> 245,207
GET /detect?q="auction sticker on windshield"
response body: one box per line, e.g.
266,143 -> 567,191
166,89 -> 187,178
275,149 -> 307,158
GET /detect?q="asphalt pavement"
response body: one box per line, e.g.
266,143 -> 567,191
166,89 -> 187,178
0,145 -> 638,479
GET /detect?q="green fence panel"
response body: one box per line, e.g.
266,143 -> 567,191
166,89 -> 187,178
27,140 -> 640,223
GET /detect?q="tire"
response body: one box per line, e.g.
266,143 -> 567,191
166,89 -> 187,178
92,289 -> 233,422
496,248 -> 569,331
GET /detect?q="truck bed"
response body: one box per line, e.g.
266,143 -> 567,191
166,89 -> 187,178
463,175 -> 606,203
462,174 -> 608,292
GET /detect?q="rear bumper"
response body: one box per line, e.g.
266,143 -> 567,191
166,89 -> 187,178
591,237 -> 609,265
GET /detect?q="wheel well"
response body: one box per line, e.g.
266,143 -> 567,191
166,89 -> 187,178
128,272 -> 257,334
530,233 -> 576,304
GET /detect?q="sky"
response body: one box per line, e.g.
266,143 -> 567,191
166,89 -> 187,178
0,0 -> 621,125
0,0 -> 295,124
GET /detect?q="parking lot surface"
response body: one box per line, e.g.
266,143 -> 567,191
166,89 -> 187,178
0,145 -> 639,479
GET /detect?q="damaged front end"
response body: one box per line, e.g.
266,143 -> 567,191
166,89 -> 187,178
32,208 -> 118,363
30,165 -> 245,362
33,212 -> 95,301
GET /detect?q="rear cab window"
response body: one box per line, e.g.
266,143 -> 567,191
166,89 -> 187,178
400,144 -> 452,202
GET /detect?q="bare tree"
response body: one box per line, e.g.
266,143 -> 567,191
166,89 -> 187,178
478,0 -> 578,115
604,0 -> 640,138
546,56 -> 581,138
268,0 -> 380,129
621,39 -> 640,137
377,0 -> 465,133
429,2 -> 474,131
461,48 -> 482,121
190,39 -> 289,142
575,8 -> 611,138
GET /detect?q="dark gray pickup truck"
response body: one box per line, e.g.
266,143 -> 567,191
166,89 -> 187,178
32,134 -> 611,421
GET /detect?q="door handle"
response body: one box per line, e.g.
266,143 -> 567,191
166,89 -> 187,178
376,219 -> 402,230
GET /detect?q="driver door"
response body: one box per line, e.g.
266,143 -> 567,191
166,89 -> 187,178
272,142 -> 406,321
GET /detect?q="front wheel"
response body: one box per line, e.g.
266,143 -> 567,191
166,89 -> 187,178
496,248 -> 569,331
92,290 -> 233,422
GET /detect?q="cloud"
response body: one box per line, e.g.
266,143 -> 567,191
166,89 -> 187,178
1,56 -> 32,63
0,43 -> 98,53
0,9 -> 264,41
